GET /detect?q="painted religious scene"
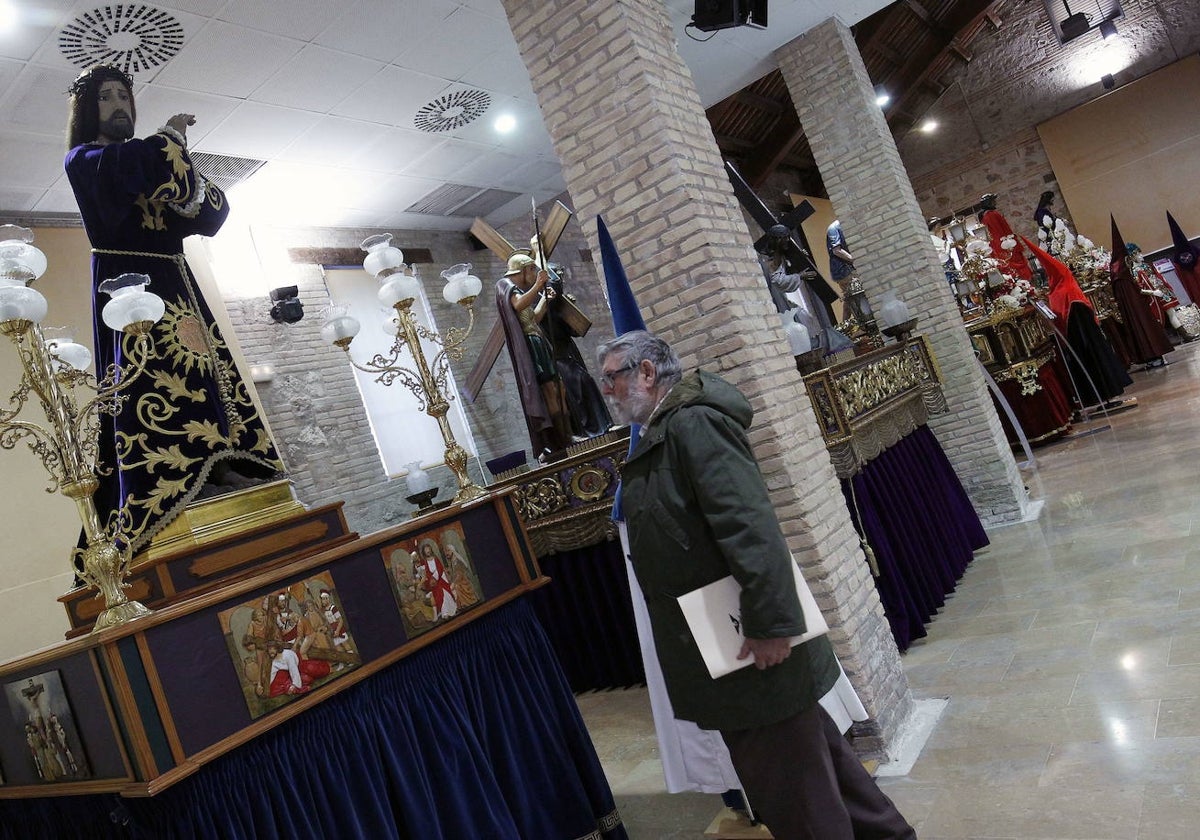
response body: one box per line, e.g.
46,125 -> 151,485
4,670 -> 90,783
384,522 -> 483,639
219,572 -> 361,719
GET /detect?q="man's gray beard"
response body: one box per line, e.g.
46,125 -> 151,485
607,383 -> 655,426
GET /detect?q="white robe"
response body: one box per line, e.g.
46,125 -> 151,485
619,523 -> 867,795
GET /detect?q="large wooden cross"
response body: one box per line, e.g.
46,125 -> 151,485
462,200 -> 577,402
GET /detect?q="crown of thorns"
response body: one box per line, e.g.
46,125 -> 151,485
66,64 -> 134,98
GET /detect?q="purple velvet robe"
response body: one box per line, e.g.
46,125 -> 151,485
65,131 -> 282,553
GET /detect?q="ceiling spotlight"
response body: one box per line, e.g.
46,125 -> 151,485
0,1 -> 17,33
876,92 -> 891,107
1101,73 -> 1115,90
920,119 -> 939,133
494,113 -> 517,134
1099,19 -> 1117,39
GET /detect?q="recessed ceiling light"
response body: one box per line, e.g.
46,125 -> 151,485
920,120 -> 938,133
876,93 -> 890,107
0,1 -> 19,33
494,113 -> 517,134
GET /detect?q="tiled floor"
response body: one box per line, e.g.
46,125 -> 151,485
578,340 -> 1200,839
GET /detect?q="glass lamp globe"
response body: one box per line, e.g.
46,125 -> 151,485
378,273 -> 422,309
320,304 -> 361,344
43,327 -> 93,372
98,274 -> 166,333
440,263 -> 482,305
878,293 -> 911,329
780,313 -> 811,355
0,225 -> 48,284
0,284 -> 49,325
361,234 -> 405,278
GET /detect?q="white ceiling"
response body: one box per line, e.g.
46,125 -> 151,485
0,0 -> 889,231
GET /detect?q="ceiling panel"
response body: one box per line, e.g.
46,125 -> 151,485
276,116 -> 391,166
393,6 -> 506,81
330,65 -> 451,127
345,128 -> 447,172
131,85 -> 241,148
217,0 -> 346,40
0,187 -> 46,212
0,63 -> 78,135
33,185 -> 81,213
403,138 -> 495,180
152,19 -> 303,97
0,130 -> 72,187
315,0 -> 457,64
251,45 -> 382,113
199,100 -> 323,159
0,0 -> 73,62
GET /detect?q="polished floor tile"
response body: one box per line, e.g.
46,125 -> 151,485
577,342 -> 1200,838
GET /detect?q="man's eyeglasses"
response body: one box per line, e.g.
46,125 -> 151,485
600,361 -> 638,388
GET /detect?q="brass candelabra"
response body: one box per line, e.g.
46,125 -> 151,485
322,235 -> 485,504
0,226 -> 166,631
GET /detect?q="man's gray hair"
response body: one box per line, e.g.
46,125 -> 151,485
597,330 -> 683,389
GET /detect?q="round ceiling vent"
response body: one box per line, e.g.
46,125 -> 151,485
59,5 -> 184,75
414,89 -> 492,133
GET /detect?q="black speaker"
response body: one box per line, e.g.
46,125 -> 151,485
692,0 -> 766,32
269,286 -> 304,324
692,0 -> 740,32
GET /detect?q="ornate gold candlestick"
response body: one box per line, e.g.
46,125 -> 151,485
322,235 -> 485,503
0,226 -> 165,631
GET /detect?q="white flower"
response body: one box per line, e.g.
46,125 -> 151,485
1038,228 -> 1047,241
966,239 -> 991,256
1054,219 -> 1066,232
1001,235 -> 1016,251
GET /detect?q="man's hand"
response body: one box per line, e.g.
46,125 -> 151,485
736,636 -> 792,670
166,113 -> 196,137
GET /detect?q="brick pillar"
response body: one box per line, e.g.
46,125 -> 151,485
777,18 -> 1028,525
498,0 -> 911,742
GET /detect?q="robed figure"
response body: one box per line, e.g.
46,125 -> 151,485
1109,217 -> 1173,368
1167,212 -> 1200,305
979,194 -> 1033,281
1022,237 -> 1131,407
64,64 -> 282,555
544,265 -> 611,438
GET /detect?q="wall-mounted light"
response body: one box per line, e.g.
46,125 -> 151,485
874,87 -> 890,107
1101,73 -> 1116,90
920,119 -> 939,134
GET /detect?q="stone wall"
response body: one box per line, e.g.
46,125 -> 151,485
903,0 -> 1200,237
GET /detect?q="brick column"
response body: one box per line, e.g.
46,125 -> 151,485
498,0 -> 911,742
777,18 -> 1028,525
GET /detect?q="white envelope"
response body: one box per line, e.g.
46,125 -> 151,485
676,561 -> 829,679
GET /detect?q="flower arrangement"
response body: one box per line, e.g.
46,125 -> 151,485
1037,217 -> 1110,284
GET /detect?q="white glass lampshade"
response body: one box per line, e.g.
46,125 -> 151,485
0,284 -> 48,323
361,234 -> 405,278
43,328 -> 93,371
0,225 -> 48,284
320,305 -> 361,344
878,292 -> 911,329
378,273 -> 422,308
440,262 -> 482,305
98,273 -> 166,332
780,313 -> 811,355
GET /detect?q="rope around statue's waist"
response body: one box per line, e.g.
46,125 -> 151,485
91,247 -> 185,262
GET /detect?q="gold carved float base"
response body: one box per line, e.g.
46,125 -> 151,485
139,479 -> 305,564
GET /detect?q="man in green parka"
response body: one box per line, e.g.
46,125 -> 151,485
598,331 -> 914,840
